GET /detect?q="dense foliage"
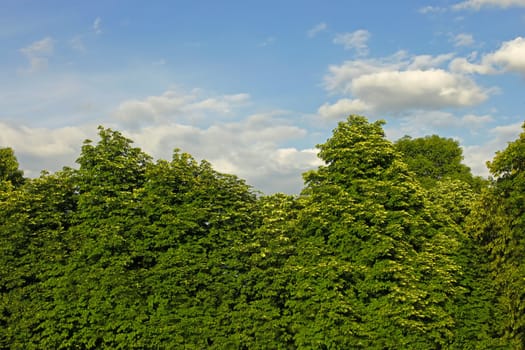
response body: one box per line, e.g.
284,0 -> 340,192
1,116 -> 523,349
394,135 -> 485,191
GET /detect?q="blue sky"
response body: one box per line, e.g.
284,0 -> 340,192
1,0 -> 525,193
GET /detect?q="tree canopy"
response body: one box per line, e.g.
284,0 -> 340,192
1,118 -> 523,348
0,147 -> 25,187
395,134 -> 484,190
467,122 -> 525,348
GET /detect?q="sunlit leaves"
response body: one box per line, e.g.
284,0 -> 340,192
0,147 -> 25,187
297,115 -> 463,348
1,118 -> 522,348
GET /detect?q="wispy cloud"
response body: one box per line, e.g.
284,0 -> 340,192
418,5 -> 447,14
258,36 -> 275,47
20,37 -> 54,56
333,30 -> 371,56
453,0 -> 525,10
113,89 -> 251,127
397,111 -> 493,135
19,37 -> 54,73
307,22 -> 327,38
93,17 -> 102,34
451,33 -> 475,47
463,121 -> 522,176
70,36 -> 86,52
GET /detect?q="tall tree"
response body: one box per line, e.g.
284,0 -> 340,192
4,121 -> 517,348
32,127 -> 154,348
429,180 -> 500,348
291,116 -> 462,348
228,193 -> 301,348
0,168 -> 77,348
468,122 -> 525,348
138,151 -> 257,348
1,127 -> 260,349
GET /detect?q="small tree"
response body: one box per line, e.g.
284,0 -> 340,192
0,147 -> 25,187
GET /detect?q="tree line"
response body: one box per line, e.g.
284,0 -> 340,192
1,116 -> 524,349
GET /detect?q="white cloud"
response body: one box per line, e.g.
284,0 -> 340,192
113,91 -> 192,125
453,0 -> 525,10
113,90 -> 251,127
407,53 -> 456,70
19,37 -> 54,72
323,51 -> 452,93
384,111 -> 494,140
486,37 -> 525,74
0,122 -> 95,176
190,94 -> 250,113
0,105 -> 321,194
324,51 -> 489,113
449,57 -> 495,74
491,122 -> 524,142
419,5 -> 447,13
333,30 -> 371,56
324,55 -> 403,94
93,17 -> 102,34
318,98 -> 371,119
354,69 -> 486,110
448,37 -> 525,75
108,89 -> 319,193
463,122 -> 523,176
0,123 -> 88,157
307,22 -> 327,38
452,33 -> 475,47
123,113 -> 321,194
462,113 -> 494,127
320,37 -> 525,121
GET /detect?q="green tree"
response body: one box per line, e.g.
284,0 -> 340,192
228,193 -> 301,348
467,122 -> 525,348
290,116 -> 462,348
395,135 -> 483,190
1,127 -> 260,349
0,147 -> 25,187
136,150 -> 257,348
429,180 -> 500,348
30,127 -> 153,348
3,121 -> 515,349
0,168 -> 77,349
